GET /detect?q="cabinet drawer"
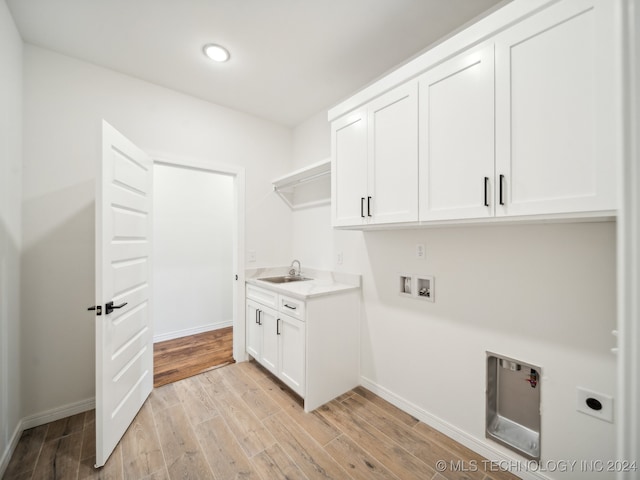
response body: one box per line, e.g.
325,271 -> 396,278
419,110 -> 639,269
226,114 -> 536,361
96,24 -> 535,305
246,284 -> 278,308
279,295 -> 305,320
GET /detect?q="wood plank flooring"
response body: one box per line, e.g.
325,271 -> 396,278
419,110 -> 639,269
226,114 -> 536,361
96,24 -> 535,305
153,327 -> 234,387
3,361 -> 521,480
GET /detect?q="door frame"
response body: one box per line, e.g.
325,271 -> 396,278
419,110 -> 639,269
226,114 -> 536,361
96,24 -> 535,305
150,153 -> 247,362
618,0 -> 640,471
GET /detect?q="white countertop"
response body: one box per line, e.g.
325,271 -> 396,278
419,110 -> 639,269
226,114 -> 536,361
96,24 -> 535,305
245,267 -> 361,300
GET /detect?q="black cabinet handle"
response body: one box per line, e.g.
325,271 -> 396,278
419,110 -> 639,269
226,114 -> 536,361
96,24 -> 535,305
258,310 -> 262,325
499,174 -> 505,206
483,177 -> 489,207
105,301 -> 127,315
277,318 -> 281,335
255,309 -> 259,324
367,196 -> 372,217
360,197 -> 365,218
283,304 -> 297,310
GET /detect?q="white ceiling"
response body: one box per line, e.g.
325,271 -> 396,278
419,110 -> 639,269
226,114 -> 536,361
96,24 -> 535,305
7,0 -> 507,127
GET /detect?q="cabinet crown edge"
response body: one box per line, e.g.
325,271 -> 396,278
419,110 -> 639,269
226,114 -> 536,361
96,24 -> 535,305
327,0 -> 558,123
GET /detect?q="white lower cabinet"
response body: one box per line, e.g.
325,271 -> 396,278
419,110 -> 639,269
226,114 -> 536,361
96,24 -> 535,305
259,307 -> 279,376
246,283 -> 359,411
277,313 -> 305,396
245,300 -> 262,360
246,300 -> 296,388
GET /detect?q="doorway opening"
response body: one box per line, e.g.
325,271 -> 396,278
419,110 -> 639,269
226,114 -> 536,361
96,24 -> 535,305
150,156 -> 245,386
153,328 -> 233,387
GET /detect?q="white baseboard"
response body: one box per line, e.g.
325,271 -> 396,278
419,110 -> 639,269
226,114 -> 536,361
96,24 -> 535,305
21,397 -> 95,431
0,419 -> 23,478
153,321 -> 233,343
0,396 -> 95,477
359,376 -> 552,480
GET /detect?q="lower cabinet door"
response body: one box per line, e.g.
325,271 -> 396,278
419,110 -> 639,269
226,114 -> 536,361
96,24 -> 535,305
278,314 -> 305,397
246,300 -> 262,359
260,307 -> 279,375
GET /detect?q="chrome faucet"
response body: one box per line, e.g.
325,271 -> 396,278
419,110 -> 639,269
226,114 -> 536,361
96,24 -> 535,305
289,259 -> 301,277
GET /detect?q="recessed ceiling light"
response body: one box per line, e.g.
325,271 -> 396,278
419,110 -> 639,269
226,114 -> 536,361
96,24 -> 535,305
203,44 -> 230,62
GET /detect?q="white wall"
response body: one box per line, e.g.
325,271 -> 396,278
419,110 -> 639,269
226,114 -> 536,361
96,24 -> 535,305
291,112 -> 333,271
14,19 -> 621,480
153,164 -> 234,341
292,117 -> 618,478
21,45 -> 293,419
292,111 -> 331,170
0,0 -> 22,471
357,223 -> 617,477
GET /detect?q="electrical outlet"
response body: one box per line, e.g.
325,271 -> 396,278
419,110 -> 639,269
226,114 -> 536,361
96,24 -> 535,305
416,244 -> 425,259
247,250 -> 256,263
576,387 -> 613,423
336,252 -> 343,265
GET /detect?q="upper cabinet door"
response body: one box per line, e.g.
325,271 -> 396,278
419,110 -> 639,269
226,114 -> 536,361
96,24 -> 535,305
418,44 -> 495,221
494,0 -> 618,217
332,110 -> 368,227
367,82 -> 419,224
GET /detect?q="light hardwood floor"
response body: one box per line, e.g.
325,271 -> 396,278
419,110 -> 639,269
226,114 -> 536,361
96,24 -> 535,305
3,361 -> 520,480
153,327 -> 234,387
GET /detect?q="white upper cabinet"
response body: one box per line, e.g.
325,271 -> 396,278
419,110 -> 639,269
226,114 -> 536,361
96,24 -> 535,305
332,82 -> 418,227
332,110 -> 368,227
329,0 -> 619,228
367,82 -> 419,224
494,0 -> 617,217
418,44 -> 495,221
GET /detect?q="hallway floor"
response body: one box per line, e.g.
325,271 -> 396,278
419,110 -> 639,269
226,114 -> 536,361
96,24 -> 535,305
153,327 -> 234,387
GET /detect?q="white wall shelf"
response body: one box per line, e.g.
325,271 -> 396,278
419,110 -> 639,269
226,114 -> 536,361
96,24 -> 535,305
273,158 -> 330,210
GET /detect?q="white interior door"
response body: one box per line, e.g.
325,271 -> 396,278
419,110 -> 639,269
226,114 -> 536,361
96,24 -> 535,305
95,121 -> 153,467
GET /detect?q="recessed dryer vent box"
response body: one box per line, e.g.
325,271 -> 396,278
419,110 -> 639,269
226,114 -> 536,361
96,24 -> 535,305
486,352 -> 541,461
399,274 -> 413,297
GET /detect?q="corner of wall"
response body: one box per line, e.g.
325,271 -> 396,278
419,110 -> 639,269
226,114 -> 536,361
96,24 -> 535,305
0,0 -> 23,475
292,110 -> 331,170
290,109 -> 334,270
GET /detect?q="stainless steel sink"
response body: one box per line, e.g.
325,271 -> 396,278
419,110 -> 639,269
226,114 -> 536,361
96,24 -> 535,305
259,275 -> 313,284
